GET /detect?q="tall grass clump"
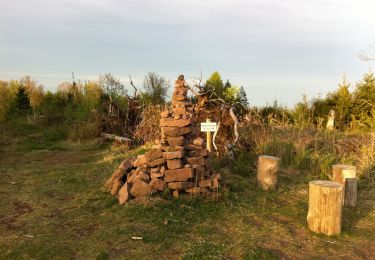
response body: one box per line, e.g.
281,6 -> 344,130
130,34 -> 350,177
237,119 -> 375,183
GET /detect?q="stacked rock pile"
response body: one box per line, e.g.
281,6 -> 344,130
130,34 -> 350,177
104,75 -> 220,204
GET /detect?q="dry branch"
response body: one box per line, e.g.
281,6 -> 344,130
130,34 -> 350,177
101,133 -> 132,143
229,106 -> 239,145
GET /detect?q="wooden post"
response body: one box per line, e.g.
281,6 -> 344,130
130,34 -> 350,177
332,164 -> 357,207
257,155 -> 280,191
326,109 -> 335,130
307,180 -> 343,236
206,118 -> 212,153
344,178 -> 357,207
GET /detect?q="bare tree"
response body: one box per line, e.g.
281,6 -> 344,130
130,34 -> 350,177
140,72 -> 170,105
98,73 -> 126,97
98,73 -> 127,117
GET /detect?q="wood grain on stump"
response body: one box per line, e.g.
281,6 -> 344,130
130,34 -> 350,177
307,180 -> 343,236
332,164 -> 357,207
257,155 -> 280,191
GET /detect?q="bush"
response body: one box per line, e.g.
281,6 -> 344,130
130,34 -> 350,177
68,119 -> 102,141
133,106 -> 163,143
263,140 -> 296,167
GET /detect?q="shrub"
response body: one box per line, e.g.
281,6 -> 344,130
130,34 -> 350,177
263,140 -> 296,167
68,119 -> 102,141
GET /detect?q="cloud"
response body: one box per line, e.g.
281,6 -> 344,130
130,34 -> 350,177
0,0 -> 374,105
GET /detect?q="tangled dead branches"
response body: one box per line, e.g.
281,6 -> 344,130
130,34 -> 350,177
133,105 -> 164,143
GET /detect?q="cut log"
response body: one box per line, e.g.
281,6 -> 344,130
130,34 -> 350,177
332,164 -> 357,206
257,155 -> 280,191
344,178 -> 357,207
307,180 -> 343,236
101,133 -> 132,144
332,164 -> 356,183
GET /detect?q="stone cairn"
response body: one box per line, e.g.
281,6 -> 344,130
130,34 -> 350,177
104,75 -> 220,204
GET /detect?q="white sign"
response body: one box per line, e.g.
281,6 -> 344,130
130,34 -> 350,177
201,122 -> 217,132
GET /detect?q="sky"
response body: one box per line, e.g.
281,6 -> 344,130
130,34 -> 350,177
0,0 -> 374,106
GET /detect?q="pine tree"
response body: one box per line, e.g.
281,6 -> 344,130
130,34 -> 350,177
237,86 -> 249,107
352,71 -> 375,127
205,71 -> 225,98
15,86 -> 31,115
335,77 -> 351,129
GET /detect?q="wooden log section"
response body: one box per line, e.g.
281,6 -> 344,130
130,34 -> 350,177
332,164 -> 357,207
344,178 -> 357,207
257,155 -> 280,191
307,180 -> 343,236
101,133 -> 132,144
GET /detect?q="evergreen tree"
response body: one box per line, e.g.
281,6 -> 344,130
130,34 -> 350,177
204,71 -> 249,116
205,71 -> 225,98
352,71 -> 375,127
335,77 -> 351,129
293,94 -> 312,129
15,86 -> 31,115
237,86 -> 249,107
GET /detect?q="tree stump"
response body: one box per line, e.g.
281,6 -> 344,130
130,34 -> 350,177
344,178 -> 357,207
257,155 -> 280,191
307,180 -> 343,236
332,164 -> 357,207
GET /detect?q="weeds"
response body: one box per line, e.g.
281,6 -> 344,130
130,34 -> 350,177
238,123 -> 375,184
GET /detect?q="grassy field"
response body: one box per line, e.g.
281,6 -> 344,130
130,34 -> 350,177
1,121 -> 375,259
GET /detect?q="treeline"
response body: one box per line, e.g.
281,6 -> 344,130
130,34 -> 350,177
255,71 -> 375,131
1,70 -> 374,141
0,73 -> 170,139
0,71 -> 249,140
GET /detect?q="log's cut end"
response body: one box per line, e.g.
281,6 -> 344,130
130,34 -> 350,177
258,155 -> 281,161
332,164 -> 356,182
257,155 -> 281,191
332,164 -> 357,207
307,180 -> 343,236
310,180 -> 343,188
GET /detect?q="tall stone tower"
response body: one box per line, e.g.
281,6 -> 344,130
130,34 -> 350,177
105,75 -> 220,204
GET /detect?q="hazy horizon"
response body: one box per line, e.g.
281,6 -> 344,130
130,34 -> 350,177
1,0 -> 374,106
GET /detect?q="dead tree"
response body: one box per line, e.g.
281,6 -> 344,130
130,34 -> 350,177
187,76 -> 243,157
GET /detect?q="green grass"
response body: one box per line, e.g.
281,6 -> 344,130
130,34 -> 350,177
1,121 -> 375,259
